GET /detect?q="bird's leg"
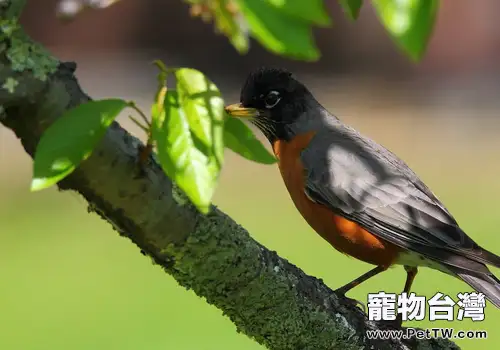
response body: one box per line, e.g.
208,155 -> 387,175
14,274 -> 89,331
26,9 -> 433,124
403,266 -> 418,294
390,266 -> 418,327
335,265 -> 388,295
334,265 -> 388,311
379,266 -> 418,328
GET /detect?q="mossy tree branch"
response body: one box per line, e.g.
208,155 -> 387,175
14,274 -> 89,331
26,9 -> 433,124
0,1 -> 459,349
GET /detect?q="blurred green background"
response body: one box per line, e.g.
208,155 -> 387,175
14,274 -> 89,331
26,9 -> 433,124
2,1 -> 500,349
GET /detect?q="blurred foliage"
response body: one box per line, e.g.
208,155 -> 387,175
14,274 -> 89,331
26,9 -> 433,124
372,0 -> 439,62
187,0 -> 250,54
56,0 -> 439,62
340,0 -> 363,20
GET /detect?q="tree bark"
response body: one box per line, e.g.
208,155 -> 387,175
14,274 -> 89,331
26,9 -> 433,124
0,1 -> 460,349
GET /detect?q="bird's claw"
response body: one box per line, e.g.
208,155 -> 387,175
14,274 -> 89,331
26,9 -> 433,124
335,292 -> 366,313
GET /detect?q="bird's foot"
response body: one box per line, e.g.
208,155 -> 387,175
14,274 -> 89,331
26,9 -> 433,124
334,291 -> 366,313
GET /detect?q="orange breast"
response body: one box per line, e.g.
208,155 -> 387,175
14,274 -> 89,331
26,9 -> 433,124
272,132 -> 400,267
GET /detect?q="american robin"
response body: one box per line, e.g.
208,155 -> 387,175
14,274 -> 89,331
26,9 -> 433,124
225,67 -> 500,325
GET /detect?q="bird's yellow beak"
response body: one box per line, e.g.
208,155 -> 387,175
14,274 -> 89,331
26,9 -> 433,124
225,103 -> 259,118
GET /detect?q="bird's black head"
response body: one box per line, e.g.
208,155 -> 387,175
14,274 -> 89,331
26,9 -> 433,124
225,67 -> 315,143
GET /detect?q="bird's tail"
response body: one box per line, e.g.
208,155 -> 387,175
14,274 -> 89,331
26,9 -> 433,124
470,246 -> 500,269
455,271 -> 500,308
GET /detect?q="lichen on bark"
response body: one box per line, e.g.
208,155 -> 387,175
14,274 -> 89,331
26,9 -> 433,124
0,0 -> 58,92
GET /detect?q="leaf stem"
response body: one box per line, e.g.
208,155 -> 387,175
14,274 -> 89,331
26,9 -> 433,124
126,102 -> 154,166
128,102 -> 151,127
128,115 -> 149,133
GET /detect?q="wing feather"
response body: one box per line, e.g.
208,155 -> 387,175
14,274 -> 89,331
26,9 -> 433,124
301,127 -> 495,272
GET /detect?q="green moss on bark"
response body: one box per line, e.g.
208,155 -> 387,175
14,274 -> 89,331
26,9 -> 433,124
0,1 -> 58,88
161,211 -> 363,350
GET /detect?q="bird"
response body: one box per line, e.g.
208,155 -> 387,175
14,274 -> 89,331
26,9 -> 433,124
224,67 -> 500,326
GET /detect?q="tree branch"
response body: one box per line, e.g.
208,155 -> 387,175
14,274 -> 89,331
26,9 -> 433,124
0,2 -> 459,349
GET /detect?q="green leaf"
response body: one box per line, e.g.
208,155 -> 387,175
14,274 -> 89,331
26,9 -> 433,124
266,0 -> 331,26
372,0 -> 438,62
224,117 -> 276,164
151,67 -> 224,214
175,68 -> 225,166
236,0 -> 321,61
152,91 -> 221,214
31,98 -> 128,191
212,0 -> 249,54
339,0 -> 363,20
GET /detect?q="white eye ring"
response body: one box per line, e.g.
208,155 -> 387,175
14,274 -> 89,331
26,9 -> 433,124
264,90 -> 281,109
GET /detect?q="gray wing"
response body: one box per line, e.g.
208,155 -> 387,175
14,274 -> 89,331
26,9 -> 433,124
301,127 -> 499,271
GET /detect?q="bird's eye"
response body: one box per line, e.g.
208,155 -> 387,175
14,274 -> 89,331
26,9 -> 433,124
264,90 -> 281,109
